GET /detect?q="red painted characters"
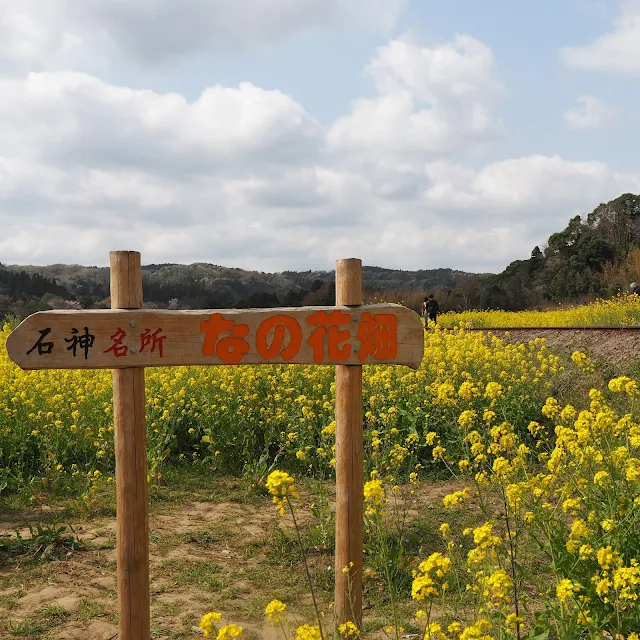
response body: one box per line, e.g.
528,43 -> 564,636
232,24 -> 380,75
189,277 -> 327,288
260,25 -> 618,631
198,311 -> 399,364
103,327 -> 166,358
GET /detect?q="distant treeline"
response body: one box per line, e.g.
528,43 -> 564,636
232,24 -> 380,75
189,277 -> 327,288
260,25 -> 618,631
371,193 -> 640,313
0,260 -> 472,320
3,193 -> 640,320
463,192 -> 640,310
0,268 -> 73,320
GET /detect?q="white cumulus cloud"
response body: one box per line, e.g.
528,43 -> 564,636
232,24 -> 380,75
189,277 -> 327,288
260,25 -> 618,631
563,95 -> 617,129
0,22 -> 638,273
0,72 -> 323,172
0,0 -> 407,70
561,0 -> 640,73
326,35 -> 506,159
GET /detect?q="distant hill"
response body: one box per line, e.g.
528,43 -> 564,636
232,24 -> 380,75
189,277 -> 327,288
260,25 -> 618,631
0,266 -> 74,320
0,261 -> 474,319
4,192 -> 640,321
466,193 -> 640,310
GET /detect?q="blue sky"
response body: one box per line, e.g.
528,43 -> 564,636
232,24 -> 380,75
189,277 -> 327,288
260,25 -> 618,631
1,0 -> 639,272
119,0 -> 640,170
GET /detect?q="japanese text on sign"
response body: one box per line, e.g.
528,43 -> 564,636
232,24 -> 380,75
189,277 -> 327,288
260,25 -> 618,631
28,326 -> 167,359
24,313 -> 398,364
7,304 -> 422,370
199,310 -> 397,364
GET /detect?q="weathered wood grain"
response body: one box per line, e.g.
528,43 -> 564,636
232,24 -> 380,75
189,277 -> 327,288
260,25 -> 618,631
6,304 -> 424,370
109,251 -> 150,640
334,258 -> 364,627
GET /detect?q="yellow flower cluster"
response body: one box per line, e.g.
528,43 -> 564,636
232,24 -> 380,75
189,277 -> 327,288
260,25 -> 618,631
363,477 -> 385,516
295,624 -> 322,640
266,470 -> 299,516
264,599 -> 287,623
199,613 -> 243,639
571,350 -> 596,373
442,488 -> 469,509
439,292 -> 640,328
337,621 -> 359,637
429,379 -> 640,635
199,612 -> 222,637
216,625 -> 243,639
464,522 -> 502,567
556,578 -> 580,604
411,552 -> 451,601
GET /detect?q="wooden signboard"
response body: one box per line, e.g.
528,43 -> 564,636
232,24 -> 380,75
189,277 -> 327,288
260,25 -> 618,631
5,252 -> 424,639
6,305 -> 423,370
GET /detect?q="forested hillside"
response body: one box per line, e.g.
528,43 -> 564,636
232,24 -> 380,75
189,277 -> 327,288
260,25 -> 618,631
459,193 -> 640,310
3,192 -> 640,319
0,261 -> 472,319
0,267 -> 74,319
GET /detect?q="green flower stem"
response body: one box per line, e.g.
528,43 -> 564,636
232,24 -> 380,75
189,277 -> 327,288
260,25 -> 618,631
287,499 -> 325,640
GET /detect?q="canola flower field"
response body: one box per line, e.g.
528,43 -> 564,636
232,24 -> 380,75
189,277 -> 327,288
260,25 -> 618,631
438,294 -> 640,329
0,321 -> 561,497
2,296 -> 640,639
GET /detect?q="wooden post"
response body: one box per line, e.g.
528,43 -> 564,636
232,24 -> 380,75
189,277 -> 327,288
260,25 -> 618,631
110,251 -> 150,640
5,252 -> 425,638
334,258 -> 364,627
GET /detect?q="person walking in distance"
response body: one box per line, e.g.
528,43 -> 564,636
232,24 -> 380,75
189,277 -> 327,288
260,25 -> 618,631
421,296 -> 429,327
425,294 -> 439,326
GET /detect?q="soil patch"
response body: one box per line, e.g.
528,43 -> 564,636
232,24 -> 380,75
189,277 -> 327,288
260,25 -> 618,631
485,328 -> 640,370
0,477 -> 460,639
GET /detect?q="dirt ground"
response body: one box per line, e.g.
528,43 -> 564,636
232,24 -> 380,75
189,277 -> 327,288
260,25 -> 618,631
0,476 -> 461,640
486,328 -> 640,371
0,481 -> 291,639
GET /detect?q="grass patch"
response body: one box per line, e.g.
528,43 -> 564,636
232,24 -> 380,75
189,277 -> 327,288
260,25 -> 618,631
154,599 -> 183,618
182,531 -> 221,547
0,592 -> 18,609
3,604 -> 71,637
76,598 -> 108,621
167,559 -> 227,593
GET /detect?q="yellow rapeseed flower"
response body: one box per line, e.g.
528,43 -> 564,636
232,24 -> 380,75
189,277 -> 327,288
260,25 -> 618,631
216,624 -> 243,639
296,624 -> 322,640
199,612 -> 222,638
556,579 -> 580,603
264,599 -> 286,623
337,621 -> 359,637
266,470 -> 299,516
